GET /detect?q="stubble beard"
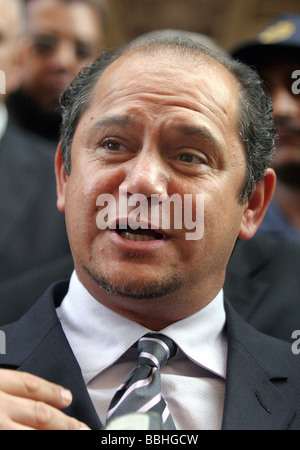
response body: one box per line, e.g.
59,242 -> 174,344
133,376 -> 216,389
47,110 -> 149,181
82,263 -> 184,299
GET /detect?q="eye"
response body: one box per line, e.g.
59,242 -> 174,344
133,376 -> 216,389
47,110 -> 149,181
98,139 -> 130,156
76,43 -> 94,60
31,34 -> 57,54
100,140 -> 123,151
178,153 -> 204,164
106,141 -> 121,151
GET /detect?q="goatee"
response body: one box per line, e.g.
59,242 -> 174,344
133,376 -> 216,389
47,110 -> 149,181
83,265 -> 184,299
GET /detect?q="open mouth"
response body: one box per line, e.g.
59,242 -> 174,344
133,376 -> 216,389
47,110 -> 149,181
115,226 -> 166,242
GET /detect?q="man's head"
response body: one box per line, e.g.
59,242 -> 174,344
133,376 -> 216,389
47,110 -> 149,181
60,37 -> 276,204
0,0 -> 23,101
19,0 -> 107,112
55,37 -> 276,328
232,13 -> 300,188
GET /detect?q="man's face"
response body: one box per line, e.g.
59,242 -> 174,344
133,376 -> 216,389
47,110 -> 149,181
261,58 -> 300,187
56,50 -> 263,322
0,0 -> 20,97
20,0 -> 105,111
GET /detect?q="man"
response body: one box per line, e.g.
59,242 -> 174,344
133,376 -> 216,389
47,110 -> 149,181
1,36 -> 300,430
7,0 -> 107,142
0,0 -> 73,325
231,13 -> 300,242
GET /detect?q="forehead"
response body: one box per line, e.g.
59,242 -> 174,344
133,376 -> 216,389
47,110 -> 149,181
26,0 -> 102,40
0,0 -> 19,35
87,49 -> 240,122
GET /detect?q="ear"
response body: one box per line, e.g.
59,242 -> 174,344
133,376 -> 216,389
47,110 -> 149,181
238,168 -> 276,240
55,143 -> 68,213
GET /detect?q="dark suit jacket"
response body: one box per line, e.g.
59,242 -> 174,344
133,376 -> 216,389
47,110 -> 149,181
0,122 -> 74,325
0,280 -> 300,430
225,235 -> 300,343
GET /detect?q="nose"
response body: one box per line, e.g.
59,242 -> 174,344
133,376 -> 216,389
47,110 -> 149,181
272,85 -> 300,121
49,40 -> 78,75
120,150 -> 169,200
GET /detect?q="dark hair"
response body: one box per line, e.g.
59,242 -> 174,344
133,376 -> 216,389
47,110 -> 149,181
60,35 -> 275,204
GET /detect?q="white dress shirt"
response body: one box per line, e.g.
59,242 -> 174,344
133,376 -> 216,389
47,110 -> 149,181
57,271 -> 227,430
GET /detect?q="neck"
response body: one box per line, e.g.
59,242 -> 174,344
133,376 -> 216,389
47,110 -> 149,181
274,182 -> 300,231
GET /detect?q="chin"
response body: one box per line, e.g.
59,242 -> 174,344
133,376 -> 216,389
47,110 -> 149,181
83,264 -> 183,299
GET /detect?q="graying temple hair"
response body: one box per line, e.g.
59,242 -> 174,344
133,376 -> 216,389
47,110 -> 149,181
59,34 -> 276,204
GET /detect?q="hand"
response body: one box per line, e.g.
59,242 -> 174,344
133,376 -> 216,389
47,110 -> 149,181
0,370 -> 90,430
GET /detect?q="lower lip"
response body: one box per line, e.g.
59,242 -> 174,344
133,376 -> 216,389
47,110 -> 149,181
109,230 -> 168,253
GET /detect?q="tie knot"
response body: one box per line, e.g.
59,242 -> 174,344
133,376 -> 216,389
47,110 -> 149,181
137,333 -> 177,369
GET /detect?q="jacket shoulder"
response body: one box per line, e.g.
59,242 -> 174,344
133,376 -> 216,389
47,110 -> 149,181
0,281 -> 69,367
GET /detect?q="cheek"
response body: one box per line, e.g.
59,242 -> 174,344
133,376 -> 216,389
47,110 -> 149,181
64,174 -> 97,242
64,163 -> 127,233
201,187 -> 245,242
27,54 -> 51,77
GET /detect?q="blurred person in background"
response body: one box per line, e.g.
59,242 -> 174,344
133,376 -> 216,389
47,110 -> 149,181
232,13 -> 300,243
224,14 -> 300,341
0,0 -> 73,325
7,0 -> 107,142
0,0 -> 108,324
0,0 -> 21,105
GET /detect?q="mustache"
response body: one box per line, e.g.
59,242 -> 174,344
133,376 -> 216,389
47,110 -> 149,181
275,118 -> 300,137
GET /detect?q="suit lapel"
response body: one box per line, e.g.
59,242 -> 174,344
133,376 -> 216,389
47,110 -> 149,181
1,281 -> 102,430
18,322 -> 102,430
222,301 -> 296,430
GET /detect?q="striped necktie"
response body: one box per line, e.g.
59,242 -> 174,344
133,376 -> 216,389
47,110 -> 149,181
106,333 -> 177,430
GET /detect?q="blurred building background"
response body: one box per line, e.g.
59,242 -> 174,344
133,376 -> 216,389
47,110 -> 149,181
104,0 -> 300,51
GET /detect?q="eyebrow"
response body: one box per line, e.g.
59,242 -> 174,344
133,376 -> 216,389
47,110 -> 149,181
175,123 -> 224,150
88,115 -> 224,151
89,115 -> 134,133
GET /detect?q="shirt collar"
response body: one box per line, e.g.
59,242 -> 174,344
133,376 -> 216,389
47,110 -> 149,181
57,271 -> 227,384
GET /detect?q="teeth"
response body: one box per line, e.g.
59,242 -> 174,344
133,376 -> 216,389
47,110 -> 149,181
121,231 -> 155,242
